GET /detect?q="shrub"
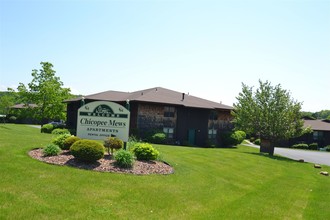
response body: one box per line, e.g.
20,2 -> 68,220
104,137 -> 124,155
291,143 -> 309,150
254,139 -> 261,145
127,136 -> 140,151
9,116 -> 17,123
51,128 -> 70,135
250,137 -> 255,143
70,140 -> 105,163
41,124 -> 54,133
234,130 -> 246,144
63,136 -> 81,150
43,143 -> 61,156
114,149 -> 135,168
325,145 -> 330,152
52,133 -> 72,150
150,133 -> 166,144
221,130 -> 246,147
309,143 -> 318,150
132,143 -> 159,161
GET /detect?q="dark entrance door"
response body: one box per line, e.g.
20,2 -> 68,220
188,129 -> 196,145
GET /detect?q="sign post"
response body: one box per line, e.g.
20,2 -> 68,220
76,101 -> 130,142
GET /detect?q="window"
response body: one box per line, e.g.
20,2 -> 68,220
313,131 -> 323,141
209,111 -> 218,120
208,129 -> 217,139
163,127 -> 174,139
164,106 -> 175,117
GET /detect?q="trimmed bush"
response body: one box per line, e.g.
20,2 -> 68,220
43,143 -> 61,156
114,149 -> 135,168
51,128 -> 70,135
52,134 -> 72,150
70,140 -> 105,163
41,124 -> 54,133
221,130 -> 246,147
150,133 -> 166,144
309,143 -> 318,150
104,137 -> 124,155
254,139 -> 261,145
63,136 -> 81,150
132,143 -> 159,161
9,116 -> 17,123
292,143 -> 309,150
325,145 -> 330,152
234,130 -> 246,144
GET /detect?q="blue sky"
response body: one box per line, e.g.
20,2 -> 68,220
0,0 -> 329,112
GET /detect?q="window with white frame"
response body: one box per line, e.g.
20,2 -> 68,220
163,127 -> 174,139
208,129 -> 217,139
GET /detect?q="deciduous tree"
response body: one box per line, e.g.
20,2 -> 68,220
232,80 -> 305,155
17,62 -> 72,124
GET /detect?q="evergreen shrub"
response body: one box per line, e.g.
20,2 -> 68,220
309,143 -> 318,150
150,133 -> 166,144
254,139 -> 261,145
132,143 -> 159,161
70,140 -> 105,163
325,145 -> 330,152
63,136 -> 81,150
291,143 -> 309,149
41,124 -> 54,133
51,128 -> 70,135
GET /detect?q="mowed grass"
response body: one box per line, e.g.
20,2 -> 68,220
1,124 -> 330,219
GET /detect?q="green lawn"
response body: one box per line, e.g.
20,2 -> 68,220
1,124 -> 330,219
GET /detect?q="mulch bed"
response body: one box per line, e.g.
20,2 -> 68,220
28,148 -> 174,175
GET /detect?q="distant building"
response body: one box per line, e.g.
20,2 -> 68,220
295,119 -> 330,147
64,87 -> 233,146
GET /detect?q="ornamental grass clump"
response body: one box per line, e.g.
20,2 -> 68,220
104,137 -> 124,155
132,143 -> 159,161
70,140 -> 105,163
43,143 -> 61,156
114,149 -> 135,168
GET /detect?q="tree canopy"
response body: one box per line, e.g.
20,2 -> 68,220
17,62 -> 72,123
232,80 -> 305,155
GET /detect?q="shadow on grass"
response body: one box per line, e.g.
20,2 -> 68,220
0,125 -> 11,130
243,152 -> 303,164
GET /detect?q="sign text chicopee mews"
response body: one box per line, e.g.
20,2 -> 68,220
77,101 -> 130,141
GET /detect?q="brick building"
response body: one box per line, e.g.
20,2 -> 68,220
64,87 -> 233,146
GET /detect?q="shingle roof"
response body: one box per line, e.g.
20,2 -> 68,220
65,87 -> 233,110
304,119 -> 330,131
11,103 -> 38,109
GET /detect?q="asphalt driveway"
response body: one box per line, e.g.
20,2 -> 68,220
244,143 -> 330,166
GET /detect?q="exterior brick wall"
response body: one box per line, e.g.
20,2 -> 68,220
208,109 -> 233,130
137,103 -> 177,133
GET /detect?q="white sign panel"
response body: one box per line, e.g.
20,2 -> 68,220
77,101 -> 130,141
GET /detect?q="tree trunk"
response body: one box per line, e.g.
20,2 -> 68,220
260,139 -> 275,156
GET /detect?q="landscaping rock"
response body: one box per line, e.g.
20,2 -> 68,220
320,171 -> 329,176
314,164 -> 321,168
